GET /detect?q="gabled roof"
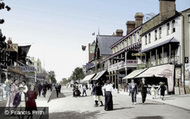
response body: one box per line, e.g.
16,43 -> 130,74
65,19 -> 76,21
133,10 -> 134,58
110,25 -> 142,49
96,35 -> 122,56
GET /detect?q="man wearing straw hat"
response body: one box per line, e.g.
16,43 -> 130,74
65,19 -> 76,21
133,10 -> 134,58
13,84 -> 27,109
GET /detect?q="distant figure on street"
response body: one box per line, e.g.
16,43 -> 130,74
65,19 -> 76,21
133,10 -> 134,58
158,82 -> 166,100
129,79 -> 138,105
139,78 -> 148,104
38,83 -> 43,97
92,83 -> 103,107
55,83 -> 60,97
82,84 -> 87,96
58,84 -> 61,93
26,85 -> 37,119
150,85 -> 156,99
34,82 -> 39,96
102,80 -> 113,111
42,83 -> 47,98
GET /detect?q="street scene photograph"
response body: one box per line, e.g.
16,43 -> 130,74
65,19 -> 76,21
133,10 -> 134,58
1,0 -> 190,119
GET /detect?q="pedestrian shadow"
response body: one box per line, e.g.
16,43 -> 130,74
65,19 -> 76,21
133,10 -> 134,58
48,91 -> 66,102
133,116 -> 163,119
113,104 -> 119,106
163,97 -> 175,100
113,107 -> 134,110
136,102 -> 163,105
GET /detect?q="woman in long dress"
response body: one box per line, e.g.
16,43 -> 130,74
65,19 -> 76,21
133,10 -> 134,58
6,79 -> 19,108
102,80 -> 113,111
26,85 -> 37,119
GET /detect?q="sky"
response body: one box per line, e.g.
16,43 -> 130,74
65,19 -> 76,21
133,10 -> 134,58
1,0 -> 190,82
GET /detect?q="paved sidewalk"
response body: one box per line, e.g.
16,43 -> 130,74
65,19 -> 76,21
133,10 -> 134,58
36,90 -> 53,106
118,90 -> 190,110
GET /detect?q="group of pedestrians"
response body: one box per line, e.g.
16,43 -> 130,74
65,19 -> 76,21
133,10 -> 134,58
91,80 -> 113,111
128,78 -> 167,105
6,79 -> 38,119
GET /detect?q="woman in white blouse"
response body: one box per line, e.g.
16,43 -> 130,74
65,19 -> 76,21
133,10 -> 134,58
102,80 -> 113,111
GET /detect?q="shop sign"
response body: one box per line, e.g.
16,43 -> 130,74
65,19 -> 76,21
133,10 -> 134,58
108,61 -> 125,71
185,86 -> 190,94
37,73 -> 45,79
20,66 -> 36,72
137,64 -> 146,69
6,44 -> 18,52
185,57 -> 189,63
86,62 -> 94,69
179,86 -> 185,95
131,53 -> 146,56
126,60 -> 137,67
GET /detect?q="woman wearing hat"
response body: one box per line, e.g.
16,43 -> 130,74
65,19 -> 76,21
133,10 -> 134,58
6,79 -> 19,108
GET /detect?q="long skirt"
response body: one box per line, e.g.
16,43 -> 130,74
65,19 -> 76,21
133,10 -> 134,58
105,91 -> 113,110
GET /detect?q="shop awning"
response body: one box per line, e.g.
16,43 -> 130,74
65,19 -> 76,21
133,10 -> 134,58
92,70 -> 107,81
141,37 -> 179,53
136,64 -> 174,92
7,66 -> 25,76
123,68 -> 147,80
81,73 -> 96,82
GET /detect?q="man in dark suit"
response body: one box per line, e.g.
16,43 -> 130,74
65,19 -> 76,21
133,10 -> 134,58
55,83 -> 60,97
139,78 -> 148,104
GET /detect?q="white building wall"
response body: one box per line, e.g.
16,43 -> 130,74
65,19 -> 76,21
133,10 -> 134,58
141,16 -> 183,64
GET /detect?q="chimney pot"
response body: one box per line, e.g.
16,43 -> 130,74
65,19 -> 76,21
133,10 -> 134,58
135,12 -> 144,28
159,0 -> 176,21
126,21 -> 135,35
116,29 -> 123,36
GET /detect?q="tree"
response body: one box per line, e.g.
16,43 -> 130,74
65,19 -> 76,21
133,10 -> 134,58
0,1 -> 11,50
71,67 -> 85,82
0,1 -> 11,24
60,78 -> 69,86
48,71 -> 57,84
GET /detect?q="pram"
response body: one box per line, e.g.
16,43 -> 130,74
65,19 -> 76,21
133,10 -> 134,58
73,88 -> 81,97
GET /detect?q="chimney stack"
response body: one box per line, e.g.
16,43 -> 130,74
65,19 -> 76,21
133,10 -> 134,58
159,0 -> 176,21
126,21 -> 135,35
116,29 -> 123,36
135,12 -> 144,28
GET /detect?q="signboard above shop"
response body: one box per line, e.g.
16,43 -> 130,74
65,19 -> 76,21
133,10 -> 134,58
20,66 -> 36,72
131,53 -> 146,56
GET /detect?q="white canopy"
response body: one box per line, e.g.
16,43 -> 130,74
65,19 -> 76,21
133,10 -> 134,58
92,70 -> 106,81
123,68 -> 147,80
81,73 -> 96,82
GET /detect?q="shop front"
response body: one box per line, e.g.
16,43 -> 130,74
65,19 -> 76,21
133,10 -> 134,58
136,64 -> 176,94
